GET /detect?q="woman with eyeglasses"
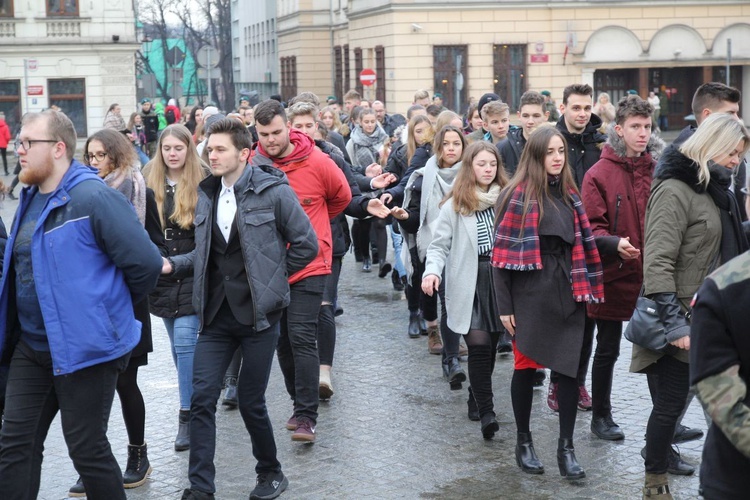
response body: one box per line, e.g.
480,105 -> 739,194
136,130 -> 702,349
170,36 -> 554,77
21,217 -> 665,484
143,124 -> 209,453
67,128 -> 165,496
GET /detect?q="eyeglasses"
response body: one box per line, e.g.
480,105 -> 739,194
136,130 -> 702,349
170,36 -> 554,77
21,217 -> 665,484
14,139 -> 58,151
84,152 -> 108,162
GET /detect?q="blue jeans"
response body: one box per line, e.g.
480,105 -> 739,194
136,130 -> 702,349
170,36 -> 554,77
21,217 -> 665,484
189,301 -> 281,494
391,225 -> 406,278
0,341 -> 128,500
163,315 -> 199,410
133,143 -> 149,167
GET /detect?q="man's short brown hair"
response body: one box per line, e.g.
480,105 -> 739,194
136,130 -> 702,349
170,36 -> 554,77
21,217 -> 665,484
343,90 -> 361,102
481,101 -> 510,121
615,95 -> 653,126
692,82 -> 741,116
23,109 -> 77,161
562,83 -> 593,105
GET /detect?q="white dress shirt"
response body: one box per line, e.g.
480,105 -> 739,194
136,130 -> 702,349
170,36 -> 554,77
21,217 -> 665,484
216,179 -> 236,243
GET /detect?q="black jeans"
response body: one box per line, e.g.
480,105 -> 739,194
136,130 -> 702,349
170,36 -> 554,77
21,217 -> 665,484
189,301 -> 281,494
0,341 -> 128,500
644,355 -> 690,474
318,258 -> 342,366
590,319 -> 623,417
276,275 -> 325,423
551,314 -> 595,386
438,277 -> 460,362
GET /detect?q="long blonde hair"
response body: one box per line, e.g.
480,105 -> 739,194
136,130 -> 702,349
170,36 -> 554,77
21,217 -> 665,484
406,115 -> 434,166
144,124 -> 208,230
680,113 -> 750,189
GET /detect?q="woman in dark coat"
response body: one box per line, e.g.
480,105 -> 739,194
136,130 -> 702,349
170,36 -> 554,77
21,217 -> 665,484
144,125 -> 209,452
70,129 -> 167,494
492,125 -> 604,479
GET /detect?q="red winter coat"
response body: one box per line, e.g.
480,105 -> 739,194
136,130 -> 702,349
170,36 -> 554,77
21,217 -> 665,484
581,133 -> 664,320
252,129 -> 351,284
0,119 -> 10,148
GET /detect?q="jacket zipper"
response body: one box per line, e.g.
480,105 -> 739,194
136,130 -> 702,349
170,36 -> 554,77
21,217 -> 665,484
236,207 -> 258,327
613,194 -> 622,234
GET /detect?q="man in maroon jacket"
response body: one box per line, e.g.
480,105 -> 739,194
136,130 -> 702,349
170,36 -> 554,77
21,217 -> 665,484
581,95 -> 664,441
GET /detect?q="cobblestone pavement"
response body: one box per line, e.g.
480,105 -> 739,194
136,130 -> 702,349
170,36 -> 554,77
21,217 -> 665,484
24,244 -> 704,500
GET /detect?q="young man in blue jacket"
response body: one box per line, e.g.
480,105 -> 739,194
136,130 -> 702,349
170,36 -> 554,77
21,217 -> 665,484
0,110 -> 163,499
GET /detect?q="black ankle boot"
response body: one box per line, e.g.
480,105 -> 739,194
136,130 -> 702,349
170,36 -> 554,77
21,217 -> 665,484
408,311 -> 421,338
175,410 -> 190,451
123,443 -> 153,488
222,377 -> 238,408
480,412 -> 499,440
516,432 -> 544,474
557,438 -> 585,480
444,357 -> 466,390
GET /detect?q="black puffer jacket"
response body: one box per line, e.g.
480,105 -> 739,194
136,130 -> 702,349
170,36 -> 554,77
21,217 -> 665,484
149,184 -> 197,318
556,113 -> 606,187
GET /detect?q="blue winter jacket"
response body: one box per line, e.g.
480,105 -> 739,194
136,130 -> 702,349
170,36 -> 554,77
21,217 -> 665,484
0,161 -> 162,375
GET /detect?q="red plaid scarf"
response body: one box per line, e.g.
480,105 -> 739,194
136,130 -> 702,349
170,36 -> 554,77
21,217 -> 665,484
492,183 -> 605,303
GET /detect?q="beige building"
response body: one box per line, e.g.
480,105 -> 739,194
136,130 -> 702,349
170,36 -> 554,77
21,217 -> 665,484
0,0 -> 139,138
277,0 -> 750,127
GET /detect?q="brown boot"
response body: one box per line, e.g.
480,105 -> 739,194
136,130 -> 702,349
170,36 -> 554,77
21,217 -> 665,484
642,473 -> 673,499
427,325 -> 442,355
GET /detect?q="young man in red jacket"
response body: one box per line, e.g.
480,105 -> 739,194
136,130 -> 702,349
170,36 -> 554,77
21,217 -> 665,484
252,99 -> 351,443
581,95 -> 663,441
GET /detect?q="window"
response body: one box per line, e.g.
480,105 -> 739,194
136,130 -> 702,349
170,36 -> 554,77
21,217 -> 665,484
375,45 -> 385,104
493,44 -> 526,112
280,56 -> 297,101
334,46 -> 343,103
0,80 -> 21,134
353,47 -> 363,96
49,78 -> 86,136
343,44 -> 349,94
47,0 -> 78,16
0,0 -> 13,17
433,45 -> 467,113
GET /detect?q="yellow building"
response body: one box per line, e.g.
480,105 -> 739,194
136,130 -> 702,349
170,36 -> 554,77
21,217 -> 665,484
277,0 -> 750,127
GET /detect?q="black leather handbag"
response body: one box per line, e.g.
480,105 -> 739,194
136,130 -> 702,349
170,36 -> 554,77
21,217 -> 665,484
624,293 -> 679,355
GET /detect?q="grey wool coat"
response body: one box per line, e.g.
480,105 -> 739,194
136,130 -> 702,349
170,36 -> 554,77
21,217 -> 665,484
423,199 -> 482,334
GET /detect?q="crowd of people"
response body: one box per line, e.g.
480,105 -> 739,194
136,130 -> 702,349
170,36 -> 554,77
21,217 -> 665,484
0,79 -> 747,500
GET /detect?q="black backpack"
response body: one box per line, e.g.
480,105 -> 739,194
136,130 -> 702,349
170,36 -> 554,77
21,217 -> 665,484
165,108 -> 176,124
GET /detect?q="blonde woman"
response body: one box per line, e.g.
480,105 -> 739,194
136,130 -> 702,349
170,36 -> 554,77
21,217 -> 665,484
144,124 -> 209,452
635,113 -> 749,498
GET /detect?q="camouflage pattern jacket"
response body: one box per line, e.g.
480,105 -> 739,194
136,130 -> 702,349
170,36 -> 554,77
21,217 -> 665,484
690,251 -> 750,499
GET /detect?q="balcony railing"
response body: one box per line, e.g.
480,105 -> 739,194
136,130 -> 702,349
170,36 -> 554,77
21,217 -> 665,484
0,21 -> 15,38
47,20 -> 81,37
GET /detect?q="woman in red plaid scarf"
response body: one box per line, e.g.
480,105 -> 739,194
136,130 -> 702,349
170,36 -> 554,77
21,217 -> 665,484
491,125 -> 604,480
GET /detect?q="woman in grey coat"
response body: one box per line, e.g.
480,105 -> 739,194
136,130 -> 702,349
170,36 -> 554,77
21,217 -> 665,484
420,142 -> 508,439
492,126 -> 604,480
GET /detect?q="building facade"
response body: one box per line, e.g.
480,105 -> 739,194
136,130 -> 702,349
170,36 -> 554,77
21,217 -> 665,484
277,0 -> 750,127
0,0 -> 139,138
232,0 -> 279,101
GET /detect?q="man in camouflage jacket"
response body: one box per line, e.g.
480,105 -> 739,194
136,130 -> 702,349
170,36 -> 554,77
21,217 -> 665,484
690,251 -> 750,500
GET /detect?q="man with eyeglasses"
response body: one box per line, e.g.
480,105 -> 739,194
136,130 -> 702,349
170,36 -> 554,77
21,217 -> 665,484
0,110 -> 163,499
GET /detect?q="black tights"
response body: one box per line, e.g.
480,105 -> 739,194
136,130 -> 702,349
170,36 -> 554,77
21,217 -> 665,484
465,329 -> 500,416
116,363 -> 146,445
511,368 -> 578,439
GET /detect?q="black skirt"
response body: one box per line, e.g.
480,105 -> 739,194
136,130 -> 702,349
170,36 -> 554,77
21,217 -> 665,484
470,256 -> 502,333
